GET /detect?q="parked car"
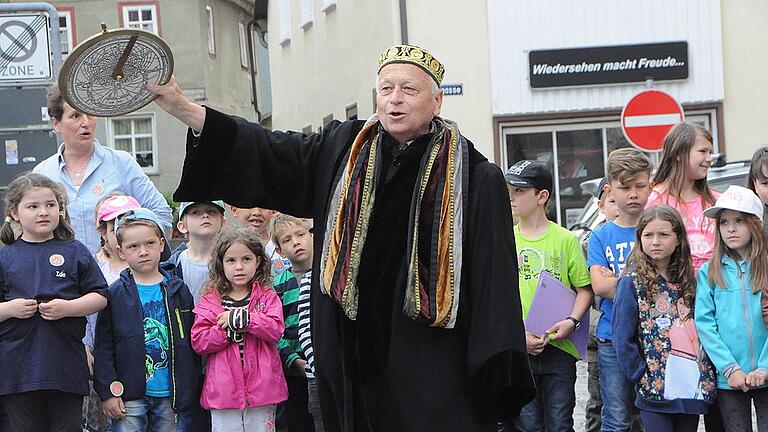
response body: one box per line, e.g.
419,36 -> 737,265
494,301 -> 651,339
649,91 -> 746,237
570,156 -> 751,245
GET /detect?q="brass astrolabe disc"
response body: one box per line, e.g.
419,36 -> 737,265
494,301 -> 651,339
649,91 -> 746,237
58,24 -> 174,117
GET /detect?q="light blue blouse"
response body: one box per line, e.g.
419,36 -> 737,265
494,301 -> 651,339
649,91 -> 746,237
34,139 -> 172,253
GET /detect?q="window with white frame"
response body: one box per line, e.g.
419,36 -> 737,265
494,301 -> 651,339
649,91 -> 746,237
206,6 -> 215,55
278,0 -> 291,46
300,0 -> 313,30
499,111 -> 716,227
238,22 -> 248,68
109,115 -> 158,173
58,10 -> 74,56
322,0 -> 337,13
122,4 -> 158,34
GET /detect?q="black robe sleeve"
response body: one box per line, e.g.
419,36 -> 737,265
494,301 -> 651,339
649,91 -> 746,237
465,160 -> 536,421
173,106 -> 362,217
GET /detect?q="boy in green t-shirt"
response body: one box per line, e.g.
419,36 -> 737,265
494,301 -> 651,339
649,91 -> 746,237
504,160 -> 593,432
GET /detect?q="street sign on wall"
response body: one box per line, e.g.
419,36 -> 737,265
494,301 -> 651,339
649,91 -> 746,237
621,90 -> 684,153
0,13 -> 52,82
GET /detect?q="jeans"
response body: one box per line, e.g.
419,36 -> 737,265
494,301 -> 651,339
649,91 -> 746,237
514,345 -> 577,432
110,397 -> 176,432
598,340 -> 637,432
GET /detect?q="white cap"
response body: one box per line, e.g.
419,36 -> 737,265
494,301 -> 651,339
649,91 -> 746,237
703,185 -> 764,222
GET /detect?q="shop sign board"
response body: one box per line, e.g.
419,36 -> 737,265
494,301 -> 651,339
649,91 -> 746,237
621,90 -> 684,153
0,13 -> 52,82
529,42 -> 688,89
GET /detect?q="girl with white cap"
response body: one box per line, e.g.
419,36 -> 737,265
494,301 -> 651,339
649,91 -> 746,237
695,185 -> 768,431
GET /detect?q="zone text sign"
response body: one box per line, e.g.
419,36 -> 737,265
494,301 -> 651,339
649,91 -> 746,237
0,14 -> 52,82
529,42 -> 688,89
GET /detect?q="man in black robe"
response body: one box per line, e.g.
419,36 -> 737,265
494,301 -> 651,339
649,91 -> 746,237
150,45 -> 535,432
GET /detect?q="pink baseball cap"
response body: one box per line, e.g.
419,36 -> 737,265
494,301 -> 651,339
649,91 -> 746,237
98,195 -> 142,222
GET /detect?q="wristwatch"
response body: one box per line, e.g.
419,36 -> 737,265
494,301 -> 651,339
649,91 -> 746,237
566,316 -> 581,329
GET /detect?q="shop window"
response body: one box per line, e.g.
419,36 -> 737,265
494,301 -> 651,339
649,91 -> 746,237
108,115 -> 158,174
501,112 -> 716,228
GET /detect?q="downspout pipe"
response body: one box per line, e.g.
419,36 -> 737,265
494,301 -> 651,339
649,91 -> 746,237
399,0 -> 408,44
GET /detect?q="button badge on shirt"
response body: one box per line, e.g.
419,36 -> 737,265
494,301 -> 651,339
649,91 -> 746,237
92,183 -> 104,195
49,254 -> 65,267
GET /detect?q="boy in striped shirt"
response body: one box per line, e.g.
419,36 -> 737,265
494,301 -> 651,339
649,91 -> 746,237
271,215 -> 322,431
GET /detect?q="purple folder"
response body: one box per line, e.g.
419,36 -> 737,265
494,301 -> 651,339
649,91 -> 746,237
524,270 -> 589,359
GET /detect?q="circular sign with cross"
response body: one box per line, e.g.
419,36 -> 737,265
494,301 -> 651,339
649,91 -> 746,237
621,90 -> 685,153
0,20 -> 38,62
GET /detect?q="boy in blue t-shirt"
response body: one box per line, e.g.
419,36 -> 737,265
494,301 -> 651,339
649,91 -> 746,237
587,148 -> 651,432
94,208 -> 200,432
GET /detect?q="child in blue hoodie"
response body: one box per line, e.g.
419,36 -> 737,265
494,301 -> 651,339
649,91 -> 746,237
613,205 -> 716,432
695,185 -> 768,431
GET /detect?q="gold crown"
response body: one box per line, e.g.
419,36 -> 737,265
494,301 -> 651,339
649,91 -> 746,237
378,45 -> 445,85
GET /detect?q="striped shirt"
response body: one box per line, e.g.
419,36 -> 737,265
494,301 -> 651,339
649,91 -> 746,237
222,292 -> 251,359
296,271 -> 315,378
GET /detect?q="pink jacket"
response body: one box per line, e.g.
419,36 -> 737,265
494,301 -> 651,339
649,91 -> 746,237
191,282 -> 288,410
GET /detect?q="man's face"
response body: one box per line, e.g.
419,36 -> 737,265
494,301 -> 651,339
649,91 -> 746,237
376,63 -> 443,144
117,224 -> 164,276
607,173 -> 651,218
230,206 -> 276,235
275,223 -> 313,268
178,203 -> 225,237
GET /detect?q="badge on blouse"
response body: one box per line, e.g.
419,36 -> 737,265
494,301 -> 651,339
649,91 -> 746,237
655,316 -> 672,329
92,183 -> 104,195
49,254 -> 65,267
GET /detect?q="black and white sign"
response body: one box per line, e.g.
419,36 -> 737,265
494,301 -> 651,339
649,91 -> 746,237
440,83 -> 463,96
529,42 -> 688,89
0,14 -> 52,82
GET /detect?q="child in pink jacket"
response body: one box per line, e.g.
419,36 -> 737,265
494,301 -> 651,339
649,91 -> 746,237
191,227 -> 288,432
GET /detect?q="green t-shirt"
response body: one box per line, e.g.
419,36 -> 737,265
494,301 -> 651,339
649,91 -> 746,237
515,221 -> 591,359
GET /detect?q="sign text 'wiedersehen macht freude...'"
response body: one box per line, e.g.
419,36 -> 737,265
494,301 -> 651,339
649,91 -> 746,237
529,42 -> 688,89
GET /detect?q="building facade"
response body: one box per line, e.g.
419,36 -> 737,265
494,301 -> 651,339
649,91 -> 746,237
260,0 -> 767,228
11,0 -> 261,194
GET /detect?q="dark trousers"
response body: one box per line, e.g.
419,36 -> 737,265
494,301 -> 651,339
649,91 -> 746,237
585,359 -> 602,432
1,389 -> 83,432
277,374 -> 314,432
638,410 -> 699,432
718,387 -> 768,432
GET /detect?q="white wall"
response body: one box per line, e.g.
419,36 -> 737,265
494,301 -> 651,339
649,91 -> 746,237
487,0 -> 725,115
720,0 -> 768,160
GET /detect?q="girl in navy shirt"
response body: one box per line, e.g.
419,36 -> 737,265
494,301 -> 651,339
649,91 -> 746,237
0,172 -> 108,432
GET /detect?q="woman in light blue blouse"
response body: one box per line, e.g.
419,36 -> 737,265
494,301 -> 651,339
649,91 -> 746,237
34,85 -> 172,253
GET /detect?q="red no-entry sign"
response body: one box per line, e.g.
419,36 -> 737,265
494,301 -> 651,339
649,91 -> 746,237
621,90 -> 684,153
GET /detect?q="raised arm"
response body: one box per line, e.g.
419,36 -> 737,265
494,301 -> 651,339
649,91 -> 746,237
148,77 -> 206,132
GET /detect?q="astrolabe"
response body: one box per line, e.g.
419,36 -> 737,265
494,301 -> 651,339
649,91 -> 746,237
58,25 -> 173,117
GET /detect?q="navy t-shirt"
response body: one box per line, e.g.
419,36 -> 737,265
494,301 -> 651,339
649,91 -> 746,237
586,221 -> 636,341
0,238 -> 108,396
